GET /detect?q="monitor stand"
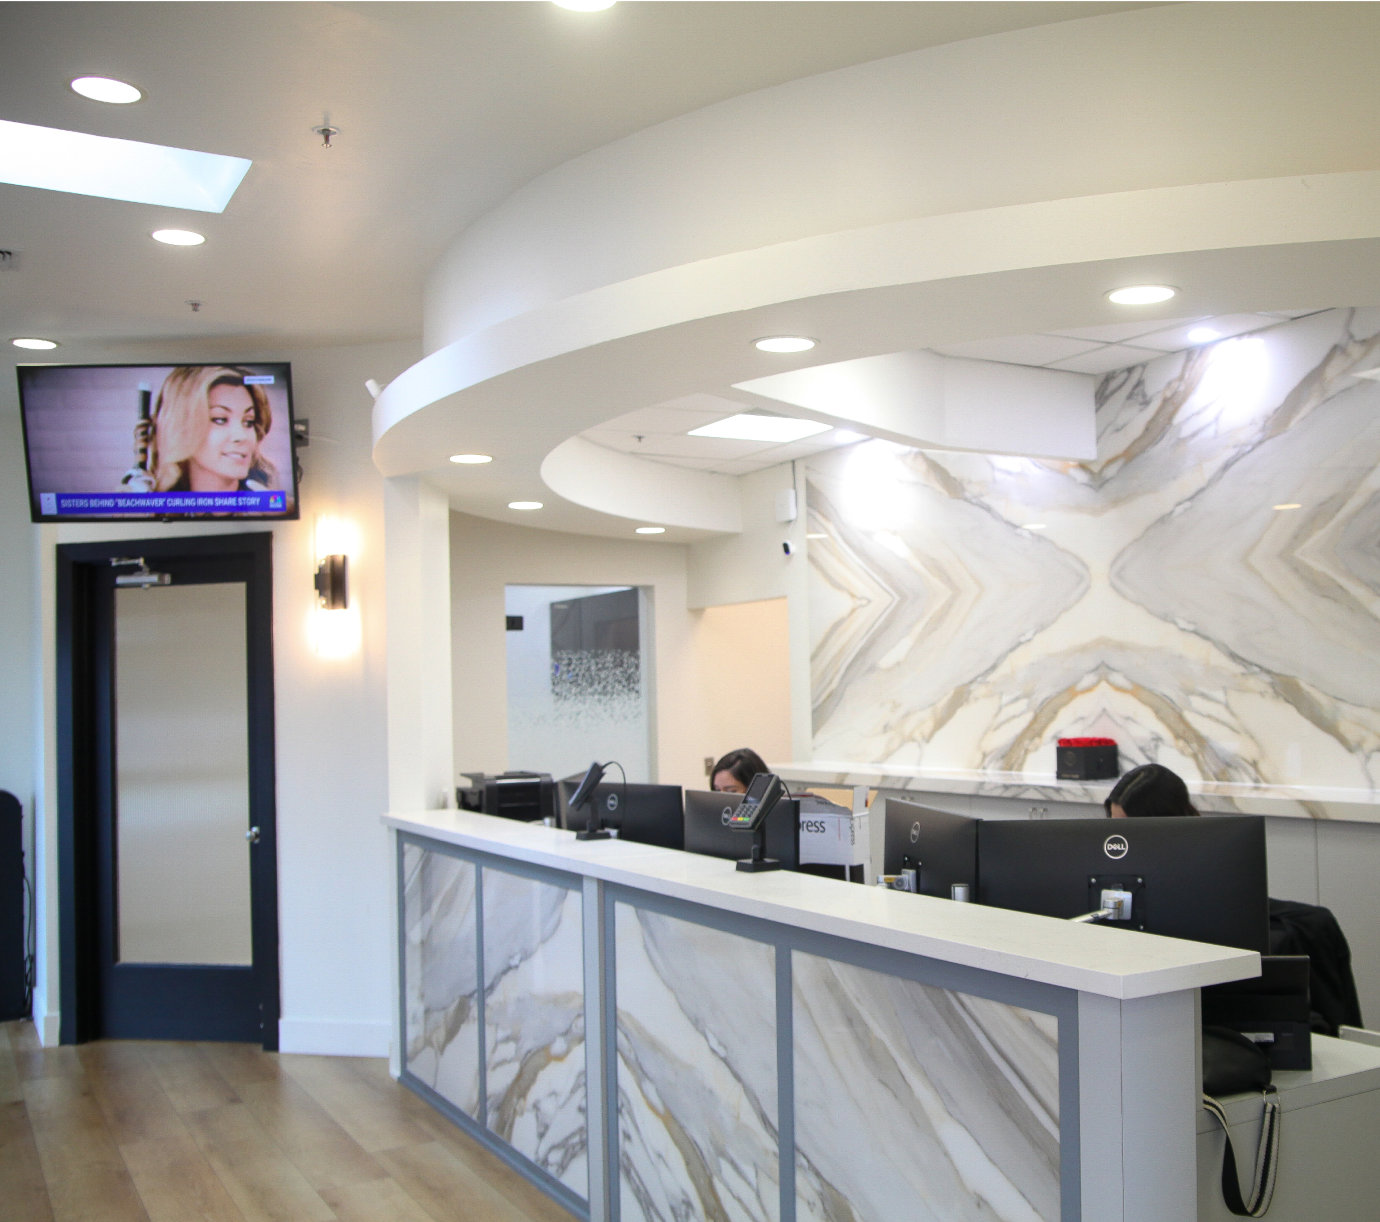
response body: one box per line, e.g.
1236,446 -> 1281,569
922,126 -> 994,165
736,825 -> 781,873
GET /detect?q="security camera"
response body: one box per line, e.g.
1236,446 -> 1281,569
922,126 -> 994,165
782,540 -> 794,557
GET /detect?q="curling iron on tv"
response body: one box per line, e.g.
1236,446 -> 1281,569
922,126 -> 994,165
16,362 -> 299,522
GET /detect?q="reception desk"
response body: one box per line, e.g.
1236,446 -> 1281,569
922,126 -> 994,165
386,809 -> 1299,1221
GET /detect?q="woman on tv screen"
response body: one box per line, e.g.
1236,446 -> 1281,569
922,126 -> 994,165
124,365 -> 282,496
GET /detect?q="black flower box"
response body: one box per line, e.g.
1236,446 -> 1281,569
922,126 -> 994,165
1056,737 -> 1119,781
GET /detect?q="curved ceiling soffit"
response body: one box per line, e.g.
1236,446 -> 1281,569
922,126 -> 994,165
372,169 -> 1380,534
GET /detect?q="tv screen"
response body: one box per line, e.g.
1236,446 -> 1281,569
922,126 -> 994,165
17,362 -> 299,522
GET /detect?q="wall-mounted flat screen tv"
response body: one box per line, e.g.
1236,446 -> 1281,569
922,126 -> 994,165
17,362 -> 299,522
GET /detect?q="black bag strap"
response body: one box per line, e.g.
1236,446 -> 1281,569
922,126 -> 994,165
1201,1088 -> 1281,1217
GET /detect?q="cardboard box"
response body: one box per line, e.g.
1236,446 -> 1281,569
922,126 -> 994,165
798,798 -> 868,867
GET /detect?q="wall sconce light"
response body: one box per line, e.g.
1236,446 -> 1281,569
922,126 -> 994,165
314,554 -> 348,610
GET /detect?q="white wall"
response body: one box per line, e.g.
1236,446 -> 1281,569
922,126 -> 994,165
453,514 -> 723,793
11,336 -> 416,1053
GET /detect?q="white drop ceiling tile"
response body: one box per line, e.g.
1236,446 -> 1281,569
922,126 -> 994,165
644,392 -> 757,417
625,432 -> 775,460
930,333 -> 1103,366
596,402 -> 740,434
1049,315 -> 1200,344
1045,344 -> 1163,375
1129,313 -> 1279,351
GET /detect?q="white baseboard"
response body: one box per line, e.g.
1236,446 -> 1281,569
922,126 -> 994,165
25,1005 -> 61,1047
276,1018 -> 391,1058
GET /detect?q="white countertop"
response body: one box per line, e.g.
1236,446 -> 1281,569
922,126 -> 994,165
387,808 -> 1259,1002
775,760 -> 1380,821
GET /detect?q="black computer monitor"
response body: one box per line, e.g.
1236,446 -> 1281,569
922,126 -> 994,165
977,815 -> 1269,952
683,789 -> 800,870
881,799 -> 978,897
556,778 -> 685,850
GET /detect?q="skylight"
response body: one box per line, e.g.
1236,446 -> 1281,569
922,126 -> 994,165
689,413 -> 832,443
0,119 -> 251,212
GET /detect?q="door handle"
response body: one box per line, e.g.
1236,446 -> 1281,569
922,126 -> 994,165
246,826 -> 261,844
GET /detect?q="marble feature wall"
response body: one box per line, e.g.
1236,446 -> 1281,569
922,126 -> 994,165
807,308 -> 1380,792
614,904 -> 780,1222
482,870 -> 588,1198
792,953 -> 1060,1222
402,844 -> 481,1117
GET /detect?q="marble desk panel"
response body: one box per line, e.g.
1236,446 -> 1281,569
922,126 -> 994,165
792,952 -> 1060,1222
402,843 -> 482,1117
614,904 -> 779,1222
482,868 -> 588,1198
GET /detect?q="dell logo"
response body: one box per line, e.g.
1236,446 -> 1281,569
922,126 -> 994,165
910,821 -> 921,844
604,793 -> 620,812
721,806 -> 734,825
1104,834 -> 1129,860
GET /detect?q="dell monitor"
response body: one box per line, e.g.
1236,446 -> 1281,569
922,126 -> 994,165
683,789 -> 800,871
557,777 -> 685,850
881,799 -> 978,897
977,815 -> 1269,952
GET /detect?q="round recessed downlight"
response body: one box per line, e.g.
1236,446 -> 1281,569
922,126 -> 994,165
449,453 -> 493,465
70,75 -> 142,104
12,337 -> 58,350
1273,503 -> 1302,511
1107,284 -> 1176,306
754,335 -> 816,354
553,0 -> 616,10
635,526 -> 666,535
508,501 -> 543,511
1187,326 -> 1222,344
152,228 -> 205,246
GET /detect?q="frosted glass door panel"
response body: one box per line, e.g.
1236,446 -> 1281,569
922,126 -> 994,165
115,583 -> 252,965
505,584 -> 651,782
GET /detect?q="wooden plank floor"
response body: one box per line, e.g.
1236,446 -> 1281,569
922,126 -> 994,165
0,1021 -> 577,1222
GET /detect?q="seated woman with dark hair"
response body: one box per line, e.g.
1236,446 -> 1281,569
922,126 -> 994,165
709,748 -> 768,794
1104,762 -> 1199,819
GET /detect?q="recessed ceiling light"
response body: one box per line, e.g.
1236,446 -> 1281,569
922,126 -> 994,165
70,76 -> 142,104
0,119 -> 249,211
1187,326 -> 1222,344
689,413 -> 831,443
754,335 -> 816,354
635,526 -> 665,535
449,453 -> 493,465
553,0 -> 616,9
1273,503 -> 1302,511
1107,285 -> 1177,306
152,228 -> 205,246
508,501 -> 543,511
1021,523 -> 1048,531
11,337 -> 58,350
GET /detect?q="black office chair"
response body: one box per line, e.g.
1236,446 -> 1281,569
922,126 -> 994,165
1268,897 -> 1363,1036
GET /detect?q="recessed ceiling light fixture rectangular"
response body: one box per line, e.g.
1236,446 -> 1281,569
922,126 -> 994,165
0,119 -> 251,212
689,413 -> 831,443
